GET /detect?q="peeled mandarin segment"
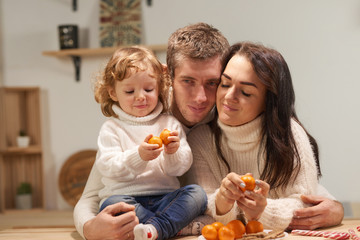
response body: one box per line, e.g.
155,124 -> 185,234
160,129 -> 171,145
240,175 -> 256,192
148,136 -> 162,148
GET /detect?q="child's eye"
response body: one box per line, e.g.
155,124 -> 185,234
125,90 -> 134,94
145,89 -> 154,92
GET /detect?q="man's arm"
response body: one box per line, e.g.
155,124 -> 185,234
73,164 -> 139,239
288,195 -> 344,230
83,202 -> 139,240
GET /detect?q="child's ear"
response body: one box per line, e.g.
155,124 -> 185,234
107,87 -> 118,101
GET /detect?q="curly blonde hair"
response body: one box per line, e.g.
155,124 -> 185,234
94,46 -> 170,117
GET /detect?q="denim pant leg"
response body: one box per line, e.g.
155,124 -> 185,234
146,184 -> 207,240
99,195 -> 156,221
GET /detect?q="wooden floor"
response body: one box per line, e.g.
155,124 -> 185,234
0,209 -> 82,240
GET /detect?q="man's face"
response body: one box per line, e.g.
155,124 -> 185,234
171,56 -> 222,127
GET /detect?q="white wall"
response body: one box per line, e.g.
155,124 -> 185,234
1,0 -> 359,210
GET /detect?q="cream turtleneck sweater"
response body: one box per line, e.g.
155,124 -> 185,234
183,116 -> 318,230
96,103 -> 192,207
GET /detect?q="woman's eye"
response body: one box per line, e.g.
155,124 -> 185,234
242,90 -> 251,97
220,83 -> 230,88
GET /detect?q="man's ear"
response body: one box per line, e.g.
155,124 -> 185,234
107,87 -> 118,101
162,63 -> 168,73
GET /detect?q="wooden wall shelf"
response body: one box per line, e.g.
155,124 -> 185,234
42,44 -> 167,81
0,87 -> 44,212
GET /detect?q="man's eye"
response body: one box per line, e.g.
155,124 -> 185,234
183,79 -> 193,85
242,90 -> 251,97
208,81 -> 220,87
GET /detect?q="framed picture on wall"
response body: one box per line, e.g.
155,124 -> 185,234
99,0 -> 142,47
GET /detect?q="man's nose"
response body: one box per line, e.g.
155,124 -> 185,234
194,85 -> 207,103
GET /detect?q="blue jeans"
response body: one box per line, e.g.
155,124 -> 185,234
100,184 -> 207,240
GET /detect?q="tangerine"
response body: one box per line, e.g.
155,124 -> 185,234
159,129 -> 171,145
211,222 -> 224,231
245,220 -> 264,234
240,175 -> 256,192
226,220 -> 246,239
202,224 -> 218,240
148,136 -> 162,148
218,226 -> 235,240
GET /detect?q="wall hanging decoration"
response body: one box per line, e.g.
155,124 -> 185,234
100,0 -> 142,47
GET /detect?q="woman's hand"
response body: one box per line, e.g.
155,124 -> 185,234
139,134 -> 163,161
216,172 -> 246,215
237,178 -> 269,221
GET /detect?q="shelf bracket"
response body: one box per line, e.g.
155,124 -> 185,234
72,56 -> 81,81
73,0 -> 77,11
147,0 -> 152,6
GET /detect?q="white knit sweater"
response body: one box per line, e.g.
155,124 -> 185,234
183,116 -> 318,230
95,103 -> 192,206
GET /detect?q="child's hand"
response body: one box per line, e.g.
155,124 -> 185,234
236,177 -> 269,221
163,130 -> 180,154
139,134 -> 163,161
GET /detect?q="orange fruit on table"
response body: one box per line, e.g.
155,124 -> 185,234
240,175 -> 256,192
159,128 -> 171,145
218,226 -> 235,240
202,224 -> 218,240
148,136 -> 162,148
226,220 -> 246,239
211,221 -> 224,231
245,220 -> 264,234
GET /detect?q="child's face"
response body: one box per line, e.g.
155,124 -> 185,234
109,69 -> 159,117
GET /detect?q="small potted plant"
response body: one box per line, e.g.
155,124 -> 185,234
17,130 -> 30,147
16,182 -> 32,209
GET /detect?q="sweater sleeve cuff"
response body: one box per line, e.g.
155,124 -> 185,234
206,189 -> 239,225
125,148 -> 148,174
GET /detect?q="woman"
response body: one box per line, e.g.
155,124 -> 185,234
183,42 -> 321,230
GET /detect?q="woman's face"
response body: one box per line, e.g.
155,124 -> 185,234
217,54 -> 267,126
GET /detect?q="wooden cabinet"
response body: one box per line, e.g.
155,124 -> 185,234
0,87 -> 43,212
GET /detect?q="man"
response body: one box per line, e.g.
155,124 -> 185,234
74,23 -> 343,240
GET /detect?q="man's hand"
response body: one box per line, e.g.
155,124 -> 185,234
83,202 -> 139,240
288,195 -> 344,230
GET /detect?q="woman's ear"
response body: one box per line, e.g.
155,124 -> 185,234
107,87 -> 118,102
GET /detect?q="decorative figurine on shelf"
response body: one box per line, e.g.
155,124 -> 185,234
16,182 -> 32,209
17,130 -> 30,148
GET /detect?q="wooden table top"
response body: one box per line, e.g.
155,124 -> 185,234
0,210 -> 359,240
